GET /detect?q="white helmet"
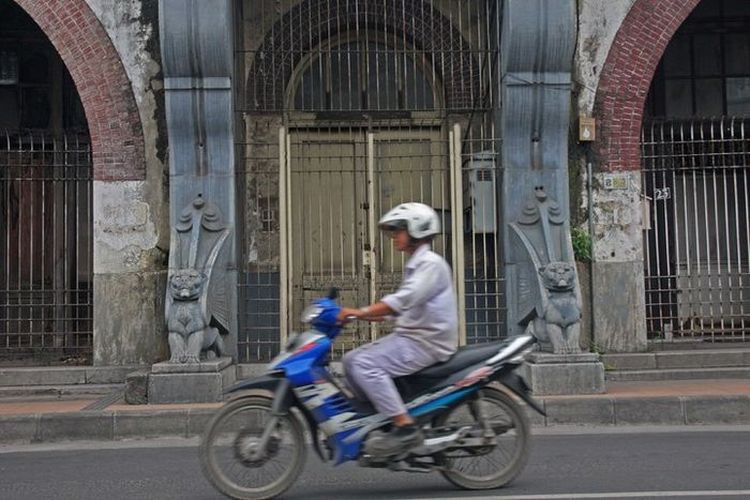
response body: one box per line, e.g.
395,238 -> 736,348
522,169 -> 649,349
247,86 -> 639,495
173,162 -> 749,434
378,202 -> 441,239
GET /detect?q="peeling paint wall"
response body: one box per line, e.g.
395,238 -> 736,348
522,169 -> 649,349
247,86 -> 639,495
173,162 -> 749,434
590,172 -> 644,263
588,172 -> 648,351
84,0 -> 169,364
573,1 -> 650,352
93,181 -> 163,274
574,0 -> 636,115
572,0 -> 636,220
84,0 -> 168,262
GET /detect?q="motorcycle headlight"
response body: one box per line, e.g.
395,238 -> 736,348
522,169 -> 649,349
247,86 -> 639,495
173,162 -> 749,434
301,304 -> 323,323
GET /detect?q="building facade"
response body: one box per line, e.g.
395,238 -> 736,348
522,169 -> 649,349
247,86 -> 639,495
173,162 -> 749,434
578,0 -> 750,351
1,0 -> 747,368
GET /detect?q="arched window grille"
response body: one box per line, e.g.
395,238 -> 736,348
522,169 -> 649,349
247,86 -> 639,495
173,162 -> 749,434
293,40 -> 436,112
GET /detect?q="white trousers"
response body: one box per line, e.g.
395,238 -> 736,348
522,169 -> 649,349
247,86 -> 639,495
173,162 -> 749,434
342,333 -> 439,417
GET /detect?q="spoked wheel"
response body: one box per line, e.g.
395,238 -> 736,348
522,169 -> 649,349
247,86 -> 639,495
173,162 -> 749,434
199,395 -> 307,499
436,386 -> 530,490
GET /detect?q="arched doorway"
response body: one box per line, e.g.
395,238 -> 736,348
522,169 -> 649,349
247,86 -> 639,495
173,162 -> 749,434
0,1 -> 90,364
642,0 -> 750,343
284,34 -> 448,355
0,0 -> 148,365
595,0 -> 750,343
236,0 -> 503,361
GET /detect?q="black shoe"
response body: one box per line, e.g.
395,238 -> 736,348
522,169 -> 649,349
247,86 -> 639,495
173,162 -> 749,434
366,424 -> 424,457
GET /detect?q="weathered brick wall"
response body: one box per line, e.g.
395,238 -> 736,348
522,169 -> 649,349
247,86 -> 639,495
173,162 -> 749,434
15,0 -> 146,181
593,0 -> 700,172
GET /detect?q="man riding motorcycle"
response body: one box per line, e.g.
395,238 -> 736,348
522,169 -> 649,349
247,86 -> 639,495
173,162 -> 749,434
337,202 -> 458,457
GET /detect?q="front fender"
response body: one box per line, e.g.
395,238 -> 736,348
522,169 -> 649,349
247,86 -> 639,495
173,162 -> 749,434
225,370 -> 285,395
222,371 -> 330,463
224,370 -> 297,414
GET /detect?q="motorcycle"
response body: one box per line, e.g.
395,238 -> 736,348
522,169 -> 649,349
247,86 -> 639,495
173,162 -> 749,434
199,289 -> 545,499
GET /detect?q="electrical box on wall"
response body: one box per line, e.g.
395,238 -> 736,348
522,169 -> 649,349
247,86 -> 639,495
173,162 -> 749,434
464,151 -> 497,234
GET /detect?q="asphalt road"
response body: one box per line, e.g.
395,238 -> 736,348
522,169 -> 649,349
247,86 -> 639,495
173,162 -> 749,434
1,426 -> 749,499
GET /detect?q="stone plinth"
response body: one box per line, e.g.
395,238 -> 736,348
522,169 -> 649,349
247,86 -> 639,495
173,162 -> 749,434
522,352 -> 605,395
148,357 -> 235,404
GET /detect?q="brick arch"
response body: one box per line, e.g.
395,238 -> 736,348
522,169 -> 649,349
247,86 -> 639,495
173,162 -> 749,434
248,0 -> 479,111
13,0 -> 146,180
593,0 -> 701,172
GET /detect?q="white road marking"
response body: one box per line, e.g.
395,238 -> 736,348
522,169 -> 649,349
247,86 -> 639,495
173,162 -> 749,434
409,491 -> 750,499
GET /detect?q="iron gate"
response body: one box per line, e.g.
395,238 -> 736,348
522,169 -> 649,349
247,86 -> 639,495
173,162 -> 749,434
0,131 -> 93,364
282,125 -> 455,356
236,0 -> 504,361
643,118 -> 750,342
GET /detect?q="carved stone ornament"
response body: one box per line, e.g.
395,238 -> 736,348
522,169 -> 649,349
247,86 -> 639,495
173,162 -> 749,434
510,187 -> 582,354
165,195 -> 231,363
529,261 -> 582,353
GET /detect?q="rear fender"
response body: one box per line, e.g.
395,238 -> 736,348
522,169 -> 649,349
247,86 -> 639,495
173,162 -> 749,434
493,370 -> 546,416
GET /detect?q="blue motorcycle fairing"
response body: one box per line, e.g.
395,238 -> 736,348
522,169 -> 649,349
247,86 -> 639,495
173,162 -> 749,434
273,337 -> 367,464
276,335 -> 334,387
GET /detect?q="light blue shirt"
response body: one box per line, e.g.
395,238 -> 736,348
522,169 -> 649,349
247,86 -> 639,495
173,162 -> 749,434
381,244 -> 458,361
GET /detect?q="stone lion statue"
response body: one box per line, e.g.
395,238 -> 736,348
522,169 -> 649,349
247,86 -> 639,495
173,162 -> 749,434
166,269 -> 226,363
531,261 -> 582,354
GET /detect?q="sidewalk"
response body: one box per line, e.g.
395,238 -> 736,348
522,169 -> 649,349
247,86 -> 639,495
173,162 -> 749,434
1,378 -> 749,445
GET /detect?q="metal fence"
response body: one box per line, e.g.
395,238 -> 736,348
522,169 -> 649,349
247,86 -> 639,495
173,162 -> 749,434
0,130 -> 93,364
642,117 -> 750,343
236,0 -> 503,361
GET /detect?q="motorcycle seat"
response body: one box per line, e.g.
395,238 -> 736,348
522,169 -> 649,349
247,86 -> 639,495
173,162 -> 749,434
346,339 -> 517,412
398,339 -> 509,382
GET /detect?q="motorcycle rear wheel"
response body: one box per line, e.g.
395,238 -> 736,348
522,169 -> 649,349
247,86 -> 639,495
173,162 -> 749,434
436,386 -> 530,490
199,395 -> 307,500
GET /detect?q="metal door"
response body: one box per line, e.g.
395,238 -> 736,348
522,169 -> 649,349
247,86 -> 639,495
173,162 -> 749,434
643,118 -> 750,342
369,129 -> 453,340
1,131 -> 93,363
286,128 -> 371,353
282,126 -> 460,355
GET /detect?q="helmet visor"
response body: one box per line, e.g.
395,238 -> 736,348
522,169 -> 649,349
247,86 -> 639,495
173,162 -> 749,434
378,220 -> 408,232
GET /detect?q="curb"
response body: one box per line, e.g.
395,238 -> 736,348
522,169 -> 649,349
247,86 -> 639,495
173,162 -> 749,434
536,394 -> 750,427
0,408 -> 216,445
1,394 -> 749,445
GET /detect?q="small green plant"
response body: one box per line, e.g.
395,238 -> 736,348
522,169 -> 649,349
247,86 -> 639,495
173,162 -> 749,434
589,341 -> 605,356
571,226 -> 592,263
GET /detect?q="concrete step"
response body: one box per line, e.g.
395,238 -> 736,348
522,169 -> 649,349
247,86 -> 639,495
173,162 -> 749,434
0,383 -> 124,401
605,366 -> 750,382
0,366 -> 145,386
648,340 -> 750,351
601,349 -> 750,371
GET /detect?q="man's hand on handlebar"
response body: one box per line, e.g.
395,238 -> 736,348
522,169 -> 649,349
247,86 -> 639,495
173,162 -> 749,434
337,302 -> 394,324
337,307 -> 361,324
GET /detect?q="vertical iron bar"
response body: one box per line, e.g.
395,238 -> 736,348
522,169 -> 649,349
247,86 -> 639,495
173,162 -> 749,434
278,127 -> 288,348
452,123 -> 467,345
721,118 -> 732,335
730,118 -> 742,337
367,132 -> 377,341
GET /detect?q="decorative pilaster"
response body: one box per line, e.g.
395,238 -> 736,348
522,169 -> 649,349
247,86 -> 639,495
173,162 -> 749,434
499,0 -> 577,336
159,0 -> 237,359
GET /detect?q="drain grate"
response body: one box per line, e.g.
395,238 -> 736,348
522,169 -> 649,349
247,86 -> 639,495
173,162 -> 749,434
81,388 -> 125,411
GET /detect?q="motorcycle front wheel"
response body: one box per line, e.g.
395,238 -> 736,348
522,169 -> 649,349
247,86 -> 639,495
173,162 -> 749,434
199,395 -> 307,500
436,386 -> 530,490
